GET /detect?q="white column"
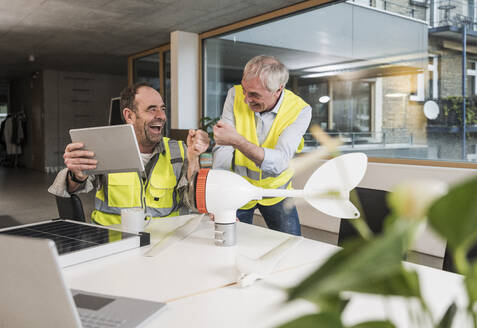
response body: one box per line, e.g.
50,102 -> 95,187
374,77 -> 383,137
429,55 -> 439,99
409,73 -> 425,102
171,31 -> 199,129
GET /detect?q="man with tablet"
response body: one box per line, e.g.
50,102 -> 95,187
49,83 -> 210,225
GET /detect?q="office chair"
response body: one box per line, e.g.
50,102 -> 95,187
55,194 -> 86,222
338,187 -> 390,247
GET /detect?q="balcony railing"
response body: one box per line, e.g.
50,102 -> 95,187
348,0 -> 477,30
304,130 -> 415,148
348,0 -> 425,20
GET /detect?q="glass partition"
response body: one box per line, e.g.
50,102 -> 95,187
133,53 -> 160,91
0,83 -> 8,122
130,49 -> 171,137
203,0 -> 477,163
164,51 -> 171,137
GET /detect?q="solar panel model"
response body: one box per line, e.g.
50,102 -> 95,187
0,219 -> 150,267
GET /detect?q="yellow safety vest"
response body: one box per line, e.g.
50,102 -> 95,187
233,85 -> 309,209
91,137 -> 186,225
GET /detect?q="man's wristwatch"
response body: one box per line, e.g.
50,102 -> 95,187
68,170 -> 87,184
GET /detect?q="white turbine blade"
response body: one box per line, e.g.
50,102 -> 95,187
305,197 -> 360,219
301,153 -> 367,219
144,214 -> 204,257
304,152 -> 368,193
259,236 -> 303,267
236,236 -> 303,287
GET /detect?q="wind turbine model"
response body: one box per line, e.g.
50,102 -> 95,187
195,152 -> 368,246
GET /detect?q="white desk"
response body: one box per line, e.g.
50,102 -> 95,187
63,217 -> 469,327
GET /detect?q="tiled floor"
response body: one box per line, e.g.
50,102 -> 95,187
0,166 -> 445,270
0,167 -> 95,227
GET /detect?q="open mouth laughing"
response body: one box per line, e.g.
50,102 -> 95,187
148,121 -> 163,135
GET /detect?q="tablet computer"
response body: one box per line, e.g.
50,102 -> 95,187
69,124 -> 145,175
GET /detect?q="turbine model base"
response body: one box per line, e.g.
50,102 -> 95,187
214,222 -> 236,246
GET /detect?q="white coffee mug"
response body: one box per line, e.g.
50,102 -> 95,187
120,208 -> 152,233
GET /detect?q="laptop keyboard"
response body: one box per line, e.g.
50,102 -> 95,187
79,312 -> 126,328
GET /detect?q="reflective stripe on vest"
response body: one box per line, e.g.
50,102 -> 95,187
92,137 -> 185,225
233,85 -> 309,209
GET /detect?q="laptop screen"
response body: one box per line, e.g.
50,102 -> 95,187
74,293 -> 115,311
0,235 -> 166,328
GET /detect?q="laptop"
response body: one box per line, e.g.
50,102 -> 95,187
69,124 -> 145,176
0,235 -> 166,328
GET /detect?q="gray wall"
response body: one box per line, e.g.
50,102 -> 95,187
293,158 -> 476,257
9,70 -> 126,171
42,70 -> 126,172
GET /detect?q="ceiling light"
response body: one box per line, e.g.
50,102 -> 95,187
319,95 -> 330,103
301,71 -> 336,79
28,54 -> 35,62
385,92 -> 407,98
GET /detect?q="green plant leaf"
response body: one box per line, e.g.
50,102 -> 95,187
349,320 -> 396,328
276,312 -> 343,328
465,261 -> 477,306
287,239 -> 362,302
314,295 -> 349,314
428,176 -> 477,254
347,266 -> 421,298
347,189 -> 372,240
199,116 -> 220,142
288,221 -> 411,304
437,302 -> 457,328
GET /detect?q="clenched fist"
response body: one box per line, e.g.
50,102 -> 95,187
213,121 -> 242,147
187,129 -> 210,159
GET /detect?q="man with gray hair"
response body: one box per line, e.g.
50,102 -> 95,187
212,55 -> 311,235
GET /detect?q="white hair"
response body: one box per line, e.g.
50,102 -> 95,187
242,55 -> 289,92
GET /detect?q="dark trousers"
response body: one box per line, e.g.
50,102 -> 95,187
236,198 -> 301,236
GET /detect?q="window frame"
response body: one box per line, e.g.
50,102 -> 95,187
127,44 -> 171,135
128,0 -> 476,169
198,0 -> 476,169
127,44 -> 170,98
467,61 -> 477,96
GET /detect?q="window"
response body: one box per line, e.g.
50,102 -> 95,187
133,53 -> 160,91
410,55 -> 438,101
296,80 -> 329,131
0,83 -> 8,122
410,0 -> 428,7
128,46 -> 171,136
202,0 -> 477,163
428,55 -> 438,99
467,61 -> 477,96
331,80 -> 372,133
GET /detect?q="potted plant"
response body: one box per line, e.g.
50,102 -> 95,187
438,96 -> 477,127
278,177 -> 477,327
